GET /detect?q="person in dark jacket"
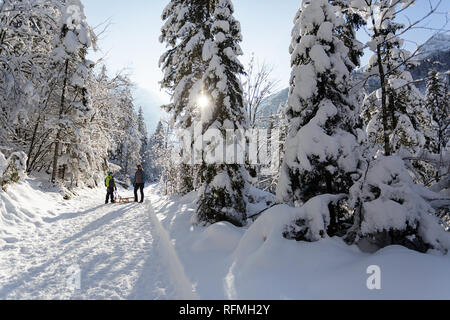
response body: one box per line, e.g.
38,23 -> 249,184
134,165 -> 145,203
105,171 -> 117,204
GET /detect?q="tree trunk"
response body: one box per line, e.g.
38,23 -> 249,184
389,93 -> 397,131
51,59 -> 69,184
370,7 -> 392,157
51,130 -> 62,183
376,44 -> 392,156
26,113 -> 42,172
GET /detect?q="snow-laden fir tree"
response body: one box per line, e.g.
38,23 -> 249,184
147,121 -> 165,182
137,107 -> 151,182
159,0 -> 212,194
195,0 -> 249,227
276,0 -> 364,237
330,0 -> 365,68
49,0 -> 94,183
160,0 -> 211,127
425,69 -> 449,178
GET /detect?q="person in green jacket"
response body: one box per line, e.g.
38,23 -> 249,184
105,171 -> 117,204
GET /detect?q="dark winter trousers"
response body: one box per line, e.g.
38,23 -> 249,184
134,183 -> 145,202
106,188 -> 115,204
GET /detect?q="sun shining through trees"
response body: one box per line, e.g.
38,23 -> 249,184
197,94 -> 211,110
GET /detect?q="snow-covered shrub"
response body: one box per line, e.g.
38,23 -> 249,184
0,151 -> 27,191
346,156 -> 450,253
245,185 -> 277,223
195,169 -> 248,227
283,194 -> 347,242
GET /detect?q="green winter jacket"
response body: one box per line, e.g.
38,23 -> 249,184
105,176 -> 116,189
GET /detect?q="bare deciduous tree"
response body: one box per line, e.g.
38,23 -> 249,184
242,54 -> 280,128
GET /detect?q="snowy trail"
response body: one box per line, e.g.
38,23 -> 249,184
0,185 -> 196,300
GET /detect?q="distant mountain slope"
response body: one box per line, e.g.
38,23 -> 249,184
356,33 -> 450,93
258,88 -> 289,117
411,33 -> 450,92
418,33 -> 450,59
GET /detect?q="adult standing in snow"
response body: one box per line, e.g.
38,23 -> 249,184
134,165 -> 145,203
105,172 -> 117,204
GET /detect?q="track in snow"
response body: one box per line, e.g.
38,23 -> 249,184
0,187 -> 196,300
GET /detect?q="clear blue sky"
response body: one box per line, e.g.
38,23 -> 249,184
83,0 -> 449,132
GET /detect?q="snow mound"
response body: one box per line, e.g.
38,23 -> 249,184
0,175 -> 87,246
225,203 -> 450,299
0,179 -> 55,244
349,156 -> 450,253
193,222 -> 242,253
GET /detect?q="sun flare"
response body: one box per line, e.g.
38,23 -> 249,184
197,94 -> 210,109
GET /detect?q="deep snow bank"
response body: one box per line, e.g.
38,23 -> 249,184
148,186 -> 245,299
226,205 -> 450,299
149,185 -> 450,300
0,179 -> 57,245
0,176 -> 105,247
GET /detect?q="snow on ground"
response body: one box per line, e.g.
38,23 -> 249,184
149,186 -> 244,299
0,177 -> 196,300
149,185 -> 450,300
1,179 -> 449,300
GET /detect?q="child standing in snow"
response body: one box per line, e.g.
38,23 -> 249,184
105,172 -> 117,204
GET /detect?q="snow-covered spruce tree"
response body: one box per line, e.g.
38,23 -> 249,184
160,0 -> 212,194
195,0 -> 249,227
49,0 -> 94,184
330,0 -> 365,68
147,121 -> 165,182
276,0 -> 364,237
425,69 -> 449,182
137,107 -> 151,181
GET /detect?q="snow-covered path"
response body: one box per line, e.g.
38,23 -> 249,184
0,184 -> 196,300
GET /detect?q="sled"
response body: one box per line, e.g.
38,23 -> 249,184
115,197 -> 135,204
114,192 -> 135,204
